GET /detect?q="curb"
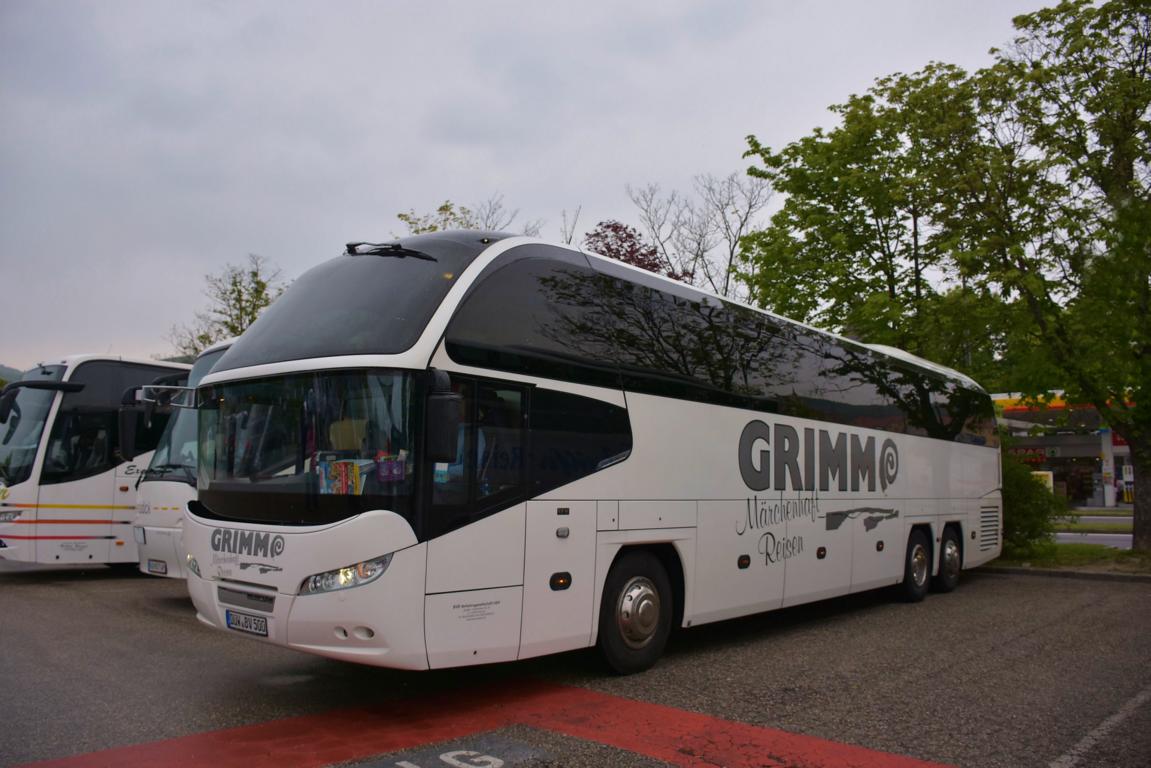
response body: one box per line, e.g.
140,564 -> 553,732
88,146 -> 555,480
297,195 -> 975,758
979,565 -> 1151,584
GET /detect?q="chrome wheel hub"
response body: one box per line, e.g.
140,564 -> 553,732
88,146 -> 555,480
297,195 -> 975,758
911,544 -> 929,587
942,539 -> 960,582
617,576 -> 661,649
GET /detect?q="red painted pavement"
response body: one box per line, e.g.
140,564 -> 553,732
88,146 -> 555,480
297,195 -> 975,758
22,680 -> 953,768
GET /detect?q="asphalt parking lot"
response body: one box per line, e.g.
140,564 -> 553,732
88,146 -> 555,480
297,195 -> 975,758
2,562 -> 1149,768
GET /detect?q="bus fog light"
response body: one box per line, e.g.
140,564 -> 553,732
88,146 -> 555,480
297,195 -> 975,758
186,554 -> 201,578
299,553 -> 393,595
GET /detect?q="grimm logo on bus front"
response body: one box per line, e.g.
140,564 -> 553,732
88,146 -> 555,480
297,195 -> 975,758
739,420 -> 899,493
210,528 -> 286,559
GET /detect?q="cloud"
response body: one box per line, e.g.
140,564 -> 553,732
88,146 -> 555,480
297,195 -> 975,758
0,0 -> 1048,368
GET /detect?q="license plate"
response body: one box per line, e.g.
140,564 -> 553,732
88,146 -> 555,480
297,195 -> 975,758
146,559 -> 168,575
225,609 -> 269,637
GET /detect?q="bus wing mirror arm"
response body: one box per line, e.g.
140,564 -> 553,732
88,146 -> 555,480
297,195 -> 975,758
0,390 -> 15,423
118,408 -> 139,461
426,369 -> 462,464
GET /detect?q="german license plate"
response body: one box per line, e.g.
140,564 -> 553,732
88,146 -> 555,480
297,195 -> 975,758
146,559 -> 167,575
225,609 -> 268,637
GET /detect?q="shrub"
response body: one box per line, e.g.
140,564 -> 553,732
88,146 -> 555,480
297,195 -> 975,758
1000,453 -> 1069,558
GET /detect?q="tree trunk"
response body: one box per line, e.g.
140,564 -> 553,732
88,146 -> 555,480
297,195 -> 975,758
1132,443 -> 1151,552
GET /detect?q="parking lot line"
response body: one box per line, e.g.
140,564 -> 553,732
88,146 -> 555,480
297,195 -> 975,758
1048,683 -> 1151,768
21,680 -> 951,768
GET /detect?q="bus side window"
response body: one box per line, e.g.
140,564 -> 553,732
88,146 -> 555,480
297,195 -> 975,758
133,409 -> 170,457
41,410 -> 116,484
429,380 -> 527,537
431,380 -> 475,510
476,387 -> 524,502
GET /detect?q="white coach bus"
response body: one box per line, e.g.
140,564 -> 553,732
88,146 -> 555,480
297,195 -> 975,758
131,340 -> 232,578
183,232 -> 1001,674
0,355 -> 189,566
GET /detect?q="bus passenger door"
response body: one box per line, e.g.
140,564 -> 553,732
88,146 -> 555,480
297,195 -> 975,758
519,500 -> 597,659
36,409 -> 117,564
424,380 -> 528,668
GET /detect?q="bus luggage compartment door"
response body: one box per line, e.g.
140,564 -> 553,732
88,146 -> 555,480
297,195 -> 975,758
424,504 -> 526,668
519,500 -> 596,659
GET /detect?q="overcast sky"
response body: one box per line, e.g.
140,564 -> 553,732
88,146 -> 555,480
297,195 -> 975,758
0,0 -> 1050,370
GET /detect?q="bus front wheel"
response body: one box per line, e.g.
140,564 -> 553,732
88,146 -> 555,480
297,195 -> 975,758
597,550 -> 672,675
898,529 -> 931,603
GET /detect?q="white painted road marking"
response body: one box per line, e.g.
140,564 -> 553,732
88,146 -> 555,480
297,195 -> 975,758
1048,683 -> 1151,768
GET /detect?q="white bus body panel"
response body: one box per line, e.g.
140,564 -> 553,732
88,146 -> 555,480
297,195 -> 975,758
537,392 -> 1000,630
424,505 -> 526,668
518,500 -> 597,660
1,453 -> 152,565
183,509 -> 430,669
134,480 -> 195,578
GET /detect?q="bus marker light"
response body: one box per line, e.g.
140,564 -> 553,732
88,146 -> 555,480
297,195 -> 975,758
186,554 -> 201,578
817,547 -> 827,560
876,541 -> 885,552
737,555 -> 750,569
550,572 -> 571,591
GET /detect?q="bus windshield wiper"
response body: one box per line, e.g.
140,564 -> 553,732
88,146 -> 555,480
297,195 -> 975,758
346,242 -> 437,261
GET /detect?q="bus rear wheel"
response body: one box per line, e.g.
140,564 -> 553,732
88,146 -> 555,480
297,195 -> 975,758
931,527 -> 961,593
898,529 -> 931,603
597,550 -> 672,675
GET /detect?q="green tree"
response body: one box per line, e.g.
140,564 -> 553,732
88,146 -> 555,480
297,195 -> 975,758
396,195 -> 542,236
962,0 -> 1151,550
743,63 -> 1013,388
743,0 -> 1151,550
169,253 -> 286,357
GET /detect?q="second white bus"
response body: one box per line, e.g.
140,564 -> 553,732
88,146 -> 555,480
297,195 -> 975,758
132,340 -> 232,578
182,232 -> 1001,674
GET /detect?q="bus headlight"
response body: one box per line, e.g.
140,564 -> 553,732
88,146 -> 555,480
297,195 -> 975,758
0,510 -> 21,522
299,553 -> 393,595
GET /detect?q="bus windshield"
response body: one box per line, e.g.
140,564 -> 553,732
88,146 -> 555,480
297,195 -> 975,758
0,365 -> 66,487
197,370 -> 417,526
143,347 -> 229,486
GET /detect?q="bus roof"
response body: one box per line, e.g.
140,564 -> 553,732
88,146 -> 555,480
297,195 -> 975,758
30,354 -> 190,372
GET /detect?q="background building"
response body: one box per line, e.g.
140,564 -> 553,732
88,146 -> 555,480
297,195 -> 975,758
994,392 -> 1133,508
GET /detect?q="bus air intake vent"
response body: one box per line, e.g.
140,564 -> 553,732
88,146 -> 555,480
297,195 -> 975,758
218,586 -> 276,613
979,507 -> 1000,552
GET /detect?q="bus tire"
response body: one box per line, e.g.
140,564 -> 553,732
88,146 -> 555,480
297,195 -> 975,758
931,526 -> 961,593
898,529 -> 931,603
597,550 -> 672,675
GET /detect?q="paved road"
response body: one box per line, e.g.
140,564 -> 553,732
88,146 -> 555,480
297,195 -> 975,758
1067,516 -> 1132,525
1055,532 -> 1133,549
2,561 -> 1150,768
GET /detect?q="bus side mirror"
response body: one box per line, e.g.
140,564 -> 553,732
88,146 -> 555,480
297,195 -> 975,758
426,370 -> 462,464
118,408 -> 139,461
